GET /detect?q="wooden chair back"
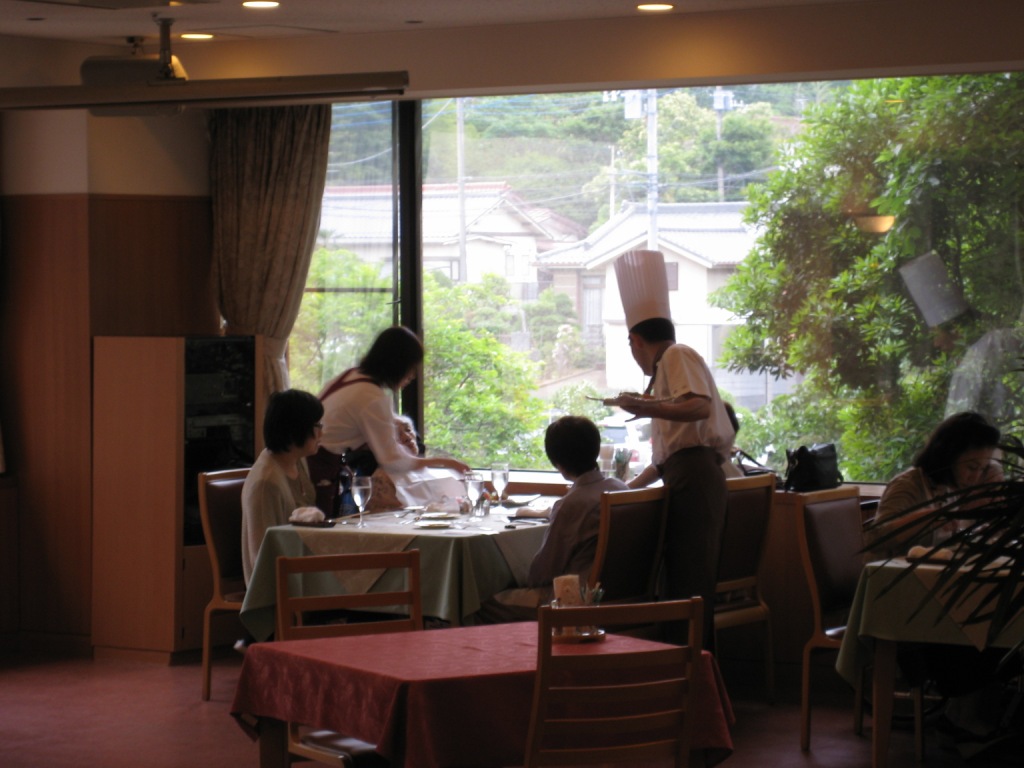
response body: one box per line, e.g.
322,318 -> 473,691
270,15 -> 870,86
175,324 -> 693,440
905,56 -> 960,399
275,550 -> 423,641
525,598 -> 703,768
588,487 -> 668,603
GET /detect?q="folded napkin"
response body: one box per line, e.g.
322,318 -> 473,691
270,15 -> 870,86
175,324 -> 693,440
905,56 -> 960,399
907,545 -> 953,561
553,574 -> 582,606
514,504 -> 551,519
289,506 -> 325,524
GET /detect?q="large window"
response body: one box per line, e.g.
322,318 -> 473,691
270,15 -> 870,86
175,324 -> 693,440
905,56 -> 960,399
292,74 -> 1024,482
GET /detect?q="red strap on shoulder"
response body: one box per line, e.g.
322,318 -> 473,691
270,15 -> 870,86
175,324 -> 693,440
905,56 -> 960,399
320,368 -> 375,401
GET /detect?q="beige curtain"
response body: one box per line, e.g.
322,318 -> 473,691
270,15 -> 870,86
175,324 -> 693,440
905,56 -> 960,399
209,104 -> 332,394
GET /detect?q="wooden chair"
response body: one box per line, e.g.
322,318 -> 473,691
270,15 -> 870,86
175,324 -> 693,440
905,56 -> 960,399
197,467 -> 249,701
274,550 -> 422,767
588,487 -> 668,603
714,473 -> 776,701
796,487 -> 924,758
524,598 -> 704,768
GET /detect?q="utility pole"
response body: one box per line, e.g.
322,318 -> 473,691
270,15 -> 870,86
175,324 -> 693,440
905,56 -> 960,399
456,98 -> 468,282
713,86 -> 734,202
646,88 -> 658,250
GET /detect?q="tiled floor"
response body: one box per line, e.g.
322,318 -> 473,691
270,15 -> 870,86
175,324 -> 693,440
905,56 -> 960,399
0,647 -> 1019,767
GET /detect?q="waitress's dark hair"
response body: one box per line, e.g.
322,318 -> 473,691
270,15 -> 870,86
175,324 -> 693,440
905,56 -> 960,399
913,411 -> 1000,487
263,389 -> 324,453
359,326 -> 424,389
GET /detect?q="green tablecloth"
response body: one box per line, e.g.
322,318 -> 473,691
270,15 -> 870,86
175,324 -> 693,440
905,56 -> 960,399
240,512 -> 549,640
836,559 -> 1024,687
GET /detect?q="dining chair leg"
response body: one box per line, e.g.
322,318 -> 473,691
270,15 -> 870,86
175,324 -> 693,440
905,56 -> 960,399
854,665 -> 866,736
800,644 -> 813,751
913,685 -> 924,762
764,620 -> 776,704
201,604 -> 213,701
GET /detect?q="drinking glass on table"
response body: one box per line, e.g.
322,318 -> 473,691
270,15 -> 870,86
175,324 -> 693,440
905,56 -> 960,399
491,462 -> 509,517
464,471 -> 484,517
350,476 -> 373,528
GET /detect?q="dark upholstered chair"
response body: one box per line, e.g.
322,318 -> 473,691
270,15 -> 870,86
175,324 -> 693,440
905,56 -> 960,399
588,487 -> 668,604
198,467 -> 249,702
714,473 -> 776,701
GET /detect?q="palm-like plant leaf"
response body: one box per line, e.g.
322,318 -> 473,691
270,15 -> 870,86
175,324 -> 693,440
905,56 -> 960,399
864,437 -> 1024,655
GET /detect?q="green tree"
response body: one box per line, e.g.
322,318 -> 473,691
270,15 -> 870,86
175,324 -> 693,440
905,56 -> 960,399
289,247 -> 394,393
713,74 -> 1024,480
550,382 -> 613,424
422,273 -> 548,468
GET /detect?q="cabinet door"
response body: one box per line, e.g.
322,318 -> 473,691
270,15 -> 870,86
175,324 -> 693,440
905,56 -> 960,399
92,337 -> 185,654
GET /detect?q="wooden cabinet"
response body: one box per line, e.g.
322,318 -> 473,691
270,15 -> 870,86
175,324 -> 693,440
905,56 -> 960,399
92,336 -> 260,660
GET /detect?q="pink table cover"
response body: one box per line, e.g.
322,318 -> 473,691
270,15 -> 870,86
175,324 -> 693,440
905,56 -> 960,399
232,622 -> 734,768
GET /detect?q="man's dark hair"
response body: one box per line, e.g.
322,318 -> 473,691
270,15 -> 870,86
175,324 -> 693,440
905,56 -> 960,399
359,326 -> 424,389
914,411 -> 1000,487
629,317 -> 676,342
544,415 -> 601,476
263,389 -> 324,453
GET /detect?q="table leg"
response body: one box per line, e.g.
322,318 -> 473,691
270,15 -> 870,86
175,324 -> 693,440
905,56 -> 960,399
258,717 -> 289,768
871,639 -> 897,768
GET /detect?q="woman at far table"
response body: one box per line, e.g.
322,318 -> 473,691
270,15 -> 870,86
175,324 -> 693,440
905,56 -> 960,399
867,411 -> 1002,561
241,389 -> 322,586
870,410 -> 1015,743
310,326 -> 468,516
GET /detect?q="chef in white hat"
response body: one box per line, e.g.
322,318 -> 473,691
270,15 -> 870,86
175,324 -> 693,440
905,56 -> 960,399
610,249 -> 734,650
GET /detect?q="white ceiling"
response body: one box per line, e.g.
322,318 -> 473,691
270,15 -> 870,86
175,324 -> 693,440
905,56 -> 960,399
0,0 -> 859,48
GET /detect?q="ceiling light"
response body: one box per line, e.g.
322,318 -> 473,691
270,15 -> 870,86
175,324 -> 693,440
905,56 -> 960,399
180,33 -> 214,40
637,3 -> 674,11
243,1 -> 280,8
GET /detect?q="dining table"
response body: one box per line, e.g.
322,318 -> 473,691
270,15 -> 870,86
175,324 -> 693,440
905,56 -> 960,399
240,507 -> 553,640
836,558 -> 1024,767
231,620 -> 735,768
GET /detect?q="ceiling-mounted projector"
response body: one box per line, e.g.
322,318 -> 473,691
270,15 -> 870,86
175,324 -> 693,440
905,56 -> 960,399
0,15 -> 408,113
80,52 -> 188,116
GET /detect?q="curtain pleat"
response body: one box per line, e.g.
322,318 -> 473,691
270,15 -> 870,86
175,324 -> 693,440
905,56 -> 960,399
209,104 -> 332,394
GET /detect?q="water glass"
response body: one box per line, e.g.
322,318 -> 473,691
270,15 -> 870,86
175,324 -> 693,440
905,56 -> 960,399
491,462 -> 509,514
464,471 -> 485,517
350,476 -> 372,528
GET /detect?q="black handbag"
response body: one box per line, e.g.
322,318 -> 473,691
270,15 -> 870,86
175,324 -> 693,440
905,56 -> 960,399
784,443 -> 843,492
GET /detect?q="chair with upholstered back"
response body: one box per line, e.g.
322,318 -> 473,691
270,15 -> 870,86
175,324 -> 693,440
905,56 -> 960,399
796,486 -> 864,749
714,472 -> 776,701
588,487 -> 668,604
524,598 -> 703,768
198,467 -> 249,702
275,550 -> 422,766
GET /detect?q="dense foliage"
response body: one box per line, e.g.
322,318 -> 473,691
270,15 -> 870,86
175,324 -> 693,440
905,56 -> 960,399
714,74 -> 1024,479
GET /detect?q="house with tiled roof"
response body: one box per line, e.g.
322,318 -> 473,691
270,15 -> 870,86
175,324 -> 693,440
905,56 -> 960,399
537,200 -> 788,404
320,182 -> 585,299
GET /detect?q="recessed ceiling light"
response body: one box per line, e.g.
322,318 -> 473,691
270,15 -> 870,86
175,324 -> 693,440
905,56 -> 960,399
638,3 -> 674,11
243,1 -> 280,8
181,33 -> 214,40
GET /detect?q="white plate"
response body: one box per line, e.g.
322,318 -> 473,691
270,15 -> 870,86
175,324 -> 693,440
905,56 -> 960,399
420,511 -> 459,520
414,520 -> 453,529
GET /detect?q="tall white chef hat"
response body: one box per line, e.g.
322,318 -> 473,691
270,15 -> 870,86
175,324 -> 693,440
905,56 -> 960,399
614,249 -> 672,330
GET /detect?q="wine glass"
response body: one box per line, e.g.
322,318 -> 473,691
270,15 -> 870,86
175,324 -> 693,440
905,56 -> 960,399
491,462 -> 509,517
350,476 -> 373,528
464,471 -> 484,517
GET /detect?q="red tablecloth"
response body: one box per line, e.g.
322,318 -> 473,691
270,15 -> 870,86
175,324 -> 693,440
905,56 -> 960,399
232,622 -> 734,768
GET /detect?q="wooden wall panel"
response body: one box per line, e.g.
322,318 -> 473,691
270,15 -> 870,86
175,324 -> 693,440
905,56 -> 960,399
90,195 -> 219,337
0,194 -> 93,639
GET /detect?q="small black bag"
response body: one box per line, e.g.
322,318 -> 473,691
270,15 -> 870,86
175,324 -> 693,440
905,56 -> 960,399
784,443 -> 843,492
